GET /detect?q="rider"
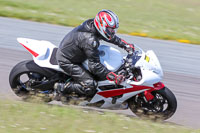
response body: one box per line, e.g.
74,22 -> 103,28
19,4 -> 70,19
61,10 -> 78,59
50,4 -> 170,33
56,9 -> 134,96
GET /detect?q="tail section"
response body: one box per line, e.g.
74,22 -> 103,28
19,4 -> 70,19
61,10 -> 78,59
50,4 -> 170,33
17,38 -> 56,59
17,38 -> 61,71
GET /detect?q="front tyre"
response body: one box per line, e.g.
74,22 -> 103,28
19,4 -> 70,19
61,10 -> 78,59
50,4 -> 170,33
128,87 -> 177,120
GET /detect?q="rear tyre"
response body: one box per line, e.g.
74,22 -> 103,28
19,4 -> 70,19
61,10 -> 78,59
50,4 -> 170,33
9,60 -> 55,102
128,87 -> 177,120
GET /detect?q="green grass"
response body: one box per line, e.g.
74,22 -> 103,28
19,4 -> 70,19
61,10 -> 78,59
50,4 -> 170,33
0,100 -> 199,133
0,0 -> 200,44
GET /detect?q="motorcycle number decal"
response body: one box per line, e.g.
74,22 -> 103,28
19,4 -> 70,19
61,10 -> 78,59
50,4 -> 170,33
145,55 -> 150,62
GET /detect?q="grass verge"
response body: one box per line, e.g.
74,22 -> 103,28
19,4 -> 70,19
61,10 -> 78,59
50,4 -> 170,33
0,0 -> 200,44
0,100 -> 199,133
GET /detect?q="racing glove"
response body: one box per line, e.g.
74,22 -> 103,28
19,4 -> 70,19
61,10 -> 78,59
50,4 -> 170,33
125,43 -> 135,53
121,39 -> 135,53
106,72 -> 125,85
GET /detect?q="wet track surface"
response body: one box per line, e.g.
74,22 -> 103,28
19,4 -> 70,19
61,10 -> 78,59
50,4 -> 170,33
0,17 -> 200,129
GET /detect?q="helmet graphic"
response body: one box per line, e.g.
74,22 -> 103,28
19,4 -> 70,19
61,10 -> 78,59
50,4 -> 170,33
94,9 -> 119,40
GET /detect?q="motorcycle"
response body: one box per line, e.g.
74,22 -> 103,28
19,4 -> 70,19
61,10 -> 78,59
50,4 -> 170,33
9,38 -> 177,120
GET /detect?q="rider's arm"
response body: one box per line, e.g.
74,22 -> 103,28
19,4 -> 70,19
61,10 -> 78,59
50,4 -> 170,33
81,38 -> 110,80
106,35 -> 135,52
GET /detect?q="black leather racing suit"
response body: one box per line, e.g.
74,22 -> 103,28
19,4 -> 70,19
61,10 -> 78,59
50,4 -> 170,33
56,19 -> 129,96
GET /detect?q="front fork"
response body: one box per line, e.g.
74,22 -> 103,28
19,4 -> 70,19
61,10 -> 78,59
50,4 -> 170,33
144,82 -> 165,101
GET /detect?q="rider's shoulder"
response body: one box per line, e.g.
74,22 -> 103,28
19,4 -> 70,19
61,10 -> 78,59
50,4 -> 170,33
77,19 -> 95,33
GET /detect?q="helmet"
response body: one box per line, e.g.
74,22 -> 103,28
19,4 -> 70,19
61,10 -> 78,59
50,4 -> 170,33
94,9 -> 119,40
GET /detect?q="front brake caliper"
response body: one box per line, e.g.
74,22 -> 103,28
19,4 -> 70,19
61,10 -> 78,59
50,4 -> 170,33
144,91 -> 154,101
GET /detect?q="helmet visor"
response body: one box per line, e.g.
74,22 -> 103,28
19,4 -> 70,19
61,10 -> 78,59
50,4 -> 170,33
105,27 -> 118,40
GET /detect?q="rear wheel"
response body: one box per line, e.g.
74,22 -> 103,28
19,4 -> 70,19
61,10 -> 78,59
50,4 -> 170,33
128,87 -> 177,120
9,60 -> 55,102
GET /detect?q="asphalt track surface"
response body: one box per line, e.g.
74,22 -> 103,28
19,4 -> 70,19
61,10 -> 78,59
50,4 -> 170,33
0,17 -> 200,129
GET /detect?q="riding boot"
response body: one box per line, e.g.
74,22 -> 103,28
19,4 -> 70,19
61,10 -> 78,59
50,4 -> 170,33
64,81 -> 97,96
63,81 -> 86,96
55,80 -> 97,97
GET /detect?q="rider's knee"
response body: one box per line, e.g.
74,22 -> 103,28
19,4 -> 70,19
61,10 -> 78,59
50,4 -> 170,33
82,79 -> 97,96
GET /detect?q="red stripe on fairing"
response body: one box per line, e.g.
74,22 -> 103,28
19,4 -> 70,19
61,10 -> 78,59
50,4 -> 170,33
97,82 -> 165,98
20,43 -> 39,57
97,85 -> 153,98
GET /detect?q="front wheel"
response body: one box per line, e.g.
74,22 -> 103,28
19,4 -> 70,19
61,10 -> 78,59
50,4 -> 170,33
128,87 -> 177,120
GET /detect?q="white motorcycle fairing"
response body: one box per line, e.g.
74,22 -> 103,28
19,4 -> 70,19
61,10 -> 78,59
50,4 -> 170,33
17,38 -> 60,70
17,37 -> 165,109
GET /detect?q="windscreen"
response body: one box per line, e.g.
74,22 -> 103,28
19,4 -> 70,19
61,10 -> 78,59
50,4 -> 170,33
131,45 -> 143,65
